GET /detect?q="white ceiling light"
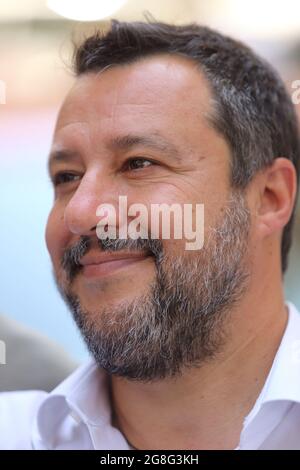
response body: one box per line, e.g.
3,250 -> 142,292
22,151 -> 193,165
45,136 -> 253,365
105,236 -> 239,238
47,0 -> 128,22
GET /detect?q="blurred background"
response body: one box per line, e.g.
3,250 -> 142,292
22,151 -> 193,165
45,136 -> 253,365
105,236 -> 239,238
0,0 -> 299,362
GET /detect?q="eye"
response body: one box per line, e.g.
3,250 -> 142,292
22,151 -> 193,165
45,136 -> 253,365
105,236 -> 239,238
51,172 -> 81,186
124,158 -> 155,171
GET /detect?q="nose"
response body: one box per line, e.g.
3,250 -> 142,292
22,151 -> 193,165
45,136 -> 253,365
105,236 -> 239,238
64,171 -> 118,237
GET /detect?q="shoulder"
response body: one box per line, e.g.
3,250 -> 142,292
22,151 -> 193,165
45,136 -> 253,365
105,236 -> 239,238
0,314 -> 78,392
0,390 -> 47,449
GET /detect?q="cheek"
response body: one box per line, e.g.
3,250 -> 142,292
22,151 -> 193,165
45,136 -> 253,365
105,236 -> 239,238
45,206 -> 69,268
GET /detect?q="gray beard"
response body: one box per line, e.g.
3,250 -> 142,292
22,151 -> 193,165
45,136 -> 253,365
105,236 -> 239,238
59,191 -> 251,382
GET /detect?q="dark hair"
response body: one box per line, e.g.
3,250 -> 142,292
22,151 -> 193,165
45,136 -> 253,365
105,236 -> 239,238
73,20 -> 300,273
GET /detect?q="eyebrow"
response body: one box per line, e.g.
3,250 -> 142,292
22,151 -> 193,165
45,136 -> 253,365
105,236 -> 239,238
48,149 -> 80,177
48,132 -> 182,175
108,133 -> 182,163
49,149 -> 78,162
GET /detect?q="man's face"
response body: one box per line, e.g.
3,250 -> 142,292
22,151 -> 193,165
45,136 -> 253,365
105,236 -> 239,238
46,55 -> 251,380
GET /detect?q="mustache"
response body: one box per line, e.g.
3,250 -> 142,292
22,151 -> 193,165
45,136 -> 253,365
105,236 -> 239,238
61,235 -> 164,282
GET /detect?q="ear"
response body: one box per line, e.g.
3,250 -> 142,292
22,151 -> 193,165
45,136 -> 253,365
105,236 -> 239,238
256,158 -> 297,238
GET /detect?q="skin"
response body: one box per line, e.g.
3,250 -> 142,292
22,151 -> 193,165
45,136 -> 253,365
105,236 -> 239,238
46,54 -> 297,449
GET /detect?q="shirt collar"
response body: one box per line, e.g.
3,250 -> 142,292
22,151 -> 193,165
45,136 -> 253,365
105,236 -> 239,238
264,301 -> 300,403
248,301 -> 300,412
240,301 -> 300,449
32,359 -> 131,449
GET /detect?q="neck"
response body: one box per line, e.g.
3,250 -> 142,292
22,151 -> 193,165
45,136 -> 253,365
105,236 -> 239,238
109,272 -> 288,450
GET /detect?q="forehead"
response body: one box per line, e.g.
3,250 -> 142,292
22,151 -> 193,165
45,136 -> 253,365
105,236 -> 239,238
55,54 -> 214,139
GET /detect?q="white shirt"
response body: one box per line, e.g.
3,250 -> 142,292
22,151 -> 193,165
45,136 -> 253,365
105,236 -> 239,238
1,301 -> 300,450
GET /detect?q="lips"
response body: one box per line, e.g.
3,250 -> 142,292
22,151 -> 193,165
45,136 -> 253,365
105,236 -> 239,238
80,251 -> 150,266
79,251 -> 151,278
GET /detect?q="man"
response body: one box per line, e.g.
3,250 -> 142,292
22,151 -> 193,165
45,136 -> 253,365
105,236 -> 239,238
0,20 -> 299,450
